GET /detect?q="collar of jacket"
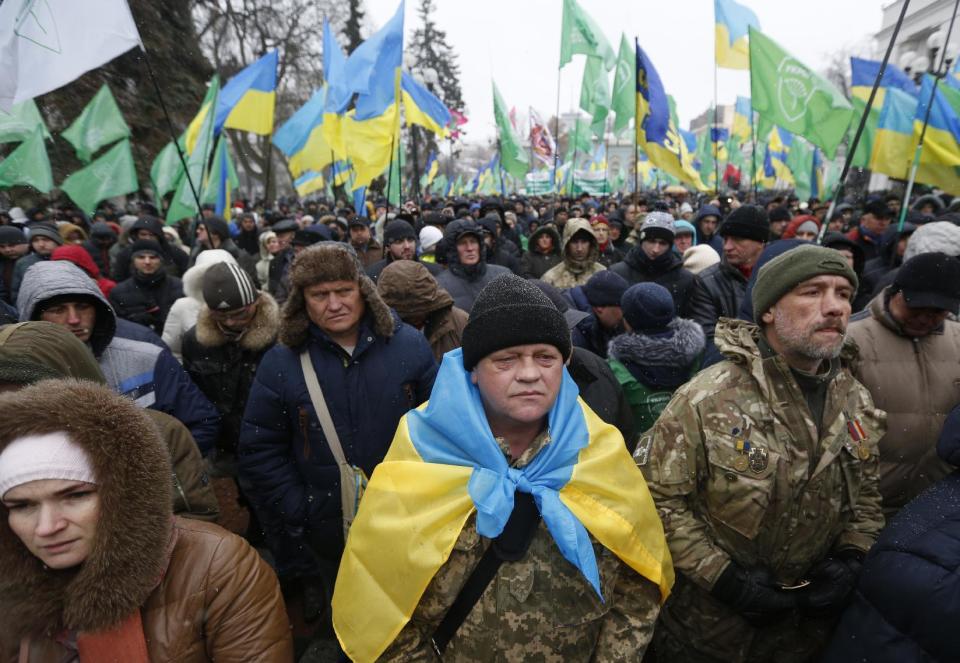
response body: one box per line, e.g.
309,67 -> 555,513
869,287 -> 946,338
720,258 -> 749,283
307,309 -> 399,359
195,292 -> 280,351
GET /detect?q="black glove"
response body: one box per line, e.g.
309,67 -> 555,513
797,553 -> 862,617
711,563 -> 798,626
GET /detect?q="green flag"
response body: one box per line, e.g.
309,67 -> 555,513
567,118 -> 593,159
559,0 -> 616,70
579,57 -> 611,138
785,137 -> 815,200
0,126 -> 53,192
847,97 -> 878,169
492,81 -> 529,180
167,76 -> 220,224
431,173 -> 448,196
60,139 -> 139,212
0,100 -> 51,144
386,140 -> 405,207
749,27 -> 853,158
150,138 -> 184,204
611,34 -> 636,135
61,84 -> 131,163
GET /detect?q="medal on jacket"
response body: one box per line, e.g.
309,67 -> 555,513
844,411 -> 871,461
732,421 -> 753,473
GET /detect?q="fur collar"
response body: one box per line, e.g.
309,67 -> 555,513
0,381 -> 172,640
195,292 -> 279,351
608,318 -> 705,367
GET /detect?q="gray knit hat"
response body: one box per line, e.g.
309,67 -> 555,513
202,262 -> 258,311
752,245 -> 858,321
638,212 -> 675,243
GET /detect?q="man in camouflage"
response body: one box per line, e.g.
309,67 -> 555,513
639,245 -> 885,662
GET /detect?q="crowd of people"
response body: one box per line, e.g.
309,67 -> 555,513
1,186 -> 960,662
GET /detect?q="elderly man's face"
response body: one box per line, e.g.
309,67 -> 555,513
762,274 -> 853,369
471,343 -> 564,433
304,280 -> 365,342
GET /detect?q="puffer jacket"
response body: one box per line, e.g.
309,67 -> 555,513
520,226 -> 563,279
540,218 -> 606,289
0,381 -> 292,662
688,260 -> 748,348
848,288 -> 960,515
239,247 -> 437,573
823,406 -> 960,663
51,244 -> 117,298
610,246 -> 696,314
182,292 -> 280,458
376,260 -> 469,362
17,260 -> 221,453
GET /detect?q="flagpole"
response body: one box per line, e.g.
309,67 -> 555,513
141,47 -> 202,215
263,132 -> 274,206
496,138 -> 506,196
634,37 -> 640,199
713,34 -> 720,195
385,134 -> 396,209
554,49 -> 563,202
604,129 -> 610,195
898,0 -> 959,231
816,0 -> 912,242
750,103 -> 757,203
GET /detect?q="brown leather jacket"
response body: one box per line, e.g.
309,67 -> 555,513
0,381 -> 293,663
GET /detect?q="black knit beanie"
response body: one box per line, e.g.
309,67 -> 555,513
461,274 -> 571,370
718,205 -> 770,242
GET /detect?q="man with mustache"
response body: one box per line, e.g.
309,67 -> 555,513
641,245 -> 885,662
847,252 -> 960,519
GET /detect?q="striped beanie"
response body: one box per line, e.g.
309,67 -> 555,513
202,261 -> 258,311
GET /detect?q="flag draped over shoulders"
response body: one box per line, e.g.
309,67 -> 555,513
332,348 -> 673,663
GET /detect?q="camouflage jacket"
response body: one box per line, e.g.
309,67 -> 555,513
639,318 -> 886,591
381,432 -> 661,662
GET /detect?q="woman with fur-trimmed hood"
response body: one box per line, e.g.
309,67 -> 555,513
238,243 -> 437,579
607,282 -> 705,432
0,380 -> 294,662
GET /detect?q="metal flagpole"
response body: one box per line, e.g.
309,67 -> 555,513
713,35 -> 721,194
816,0 -> 913,242
385,134 -> 396,209
634,37 -> 640,197
898,0 -> 960,231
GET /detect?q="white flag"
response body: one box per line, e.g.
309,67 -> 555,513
0,0 -> 142,112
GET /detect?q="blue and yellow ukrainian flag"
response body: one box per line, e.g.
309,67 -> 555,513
913,75 -> 960,194
420,150 -> 439,188
200,134 -> 239,218
214,50 -> 277,135
764,126 -> 794,185
401,71 -> 451,138
294,170 -> 325,197
332,348 -> 673,663
587,142 -> 607,172
715,0 -> 759,70
868,87 -> 917,180
636,44 -> 705,190
732,96 -> 752,141
850,56 -> 916,106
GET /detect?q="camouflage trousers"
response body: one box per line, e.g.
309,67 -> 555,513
651,574 -> 836,663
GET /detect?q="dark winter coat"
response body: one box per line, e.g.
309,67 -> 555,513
688,260 -> 748,351
182,293 -> 280,458
112,216 -> 189,281
823,406 -> 960,663
570,313 -> 623,359
845,225 -> 884,263
238,246 -> 437,574
109,270 -> 184,335
478,217 -> 521,274
607,318 -> 705,433
610,247 -> 696,314
859,224 -> 914,303
567,347 -> 636,452
520,226 -> 563,279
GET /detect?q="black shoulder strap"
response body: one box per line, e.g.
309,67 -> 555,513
429,492 -> 541,659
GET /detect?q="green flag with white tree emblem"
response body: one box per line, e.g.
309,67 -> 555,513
0,100 -> 51,144
749,27 -> 853,158
611,34 -> 636,135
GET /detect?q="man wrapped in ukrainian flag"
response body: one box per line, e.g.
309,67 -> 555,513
332,273 -> 673,662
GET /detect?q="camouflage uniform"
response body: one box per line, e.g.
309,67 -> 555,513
540,218 -> 606,290
638,318 -> 885,663
381,431 -> 661,662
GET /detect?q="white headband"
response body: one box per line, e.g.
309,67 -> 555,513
0,431 -> 97,498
